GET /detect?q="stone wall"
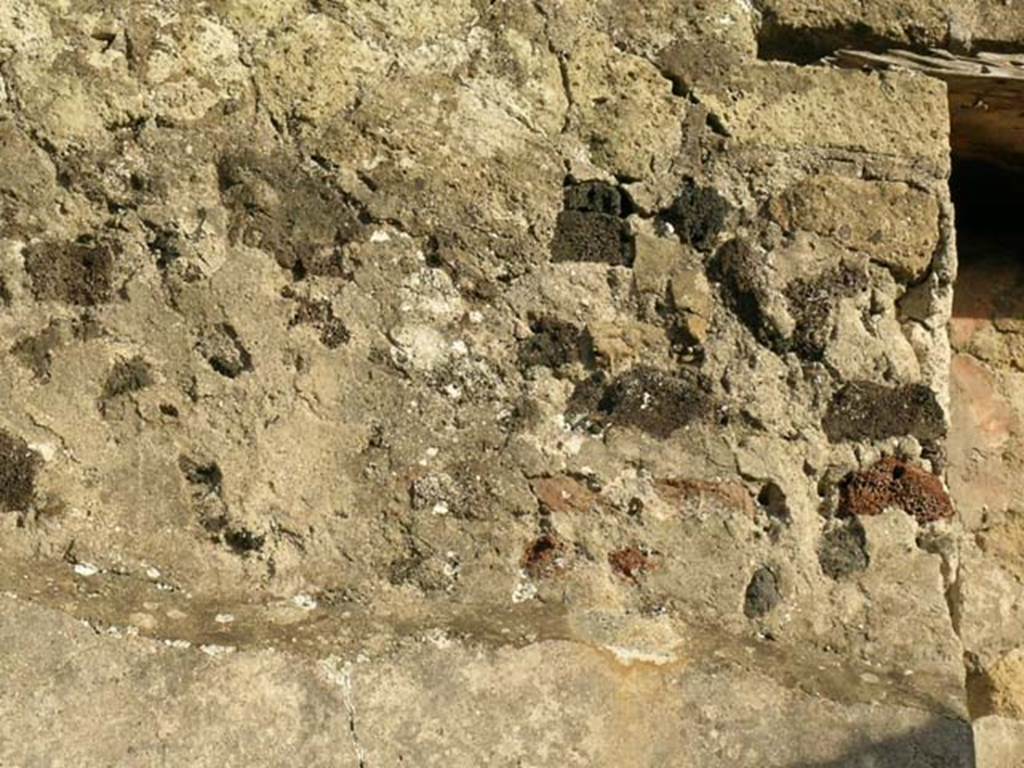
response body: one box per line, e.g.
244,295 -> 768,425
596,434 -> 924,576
1,1 -> 1023,765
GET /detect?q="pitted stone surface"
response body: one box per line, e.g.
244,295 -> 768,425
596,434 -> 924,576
0,0 -> 1017,762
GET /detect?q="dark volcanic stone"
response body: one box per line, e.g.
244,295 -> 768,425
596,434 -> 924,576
199,323 -> 253,378
517,317 -> 593,372
11,321 -> 63,381
785,263 -> 868,361
661,178 -> 730,251
24,237 -> 115,305
103,356 -> 154,400
566,366 -> 713,438
823,381 -> 945,442
818,521 -> 869,579
521,534 -> 567,578
711,238 -> 776,346
290,298 -> 350,349
744,566 -> 781,618
218,151 -> 362,280
564,181 -> 626,216
551,210 -> 634,266
0,430 -> 39,513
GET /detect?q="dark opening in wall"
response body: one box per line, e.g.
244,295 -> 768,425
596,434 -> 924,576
949,158 -> 1023,248
927,53 -> 1024,331
827,49 -> 1024,305
820,48 -> 1024,551
946,111 -> 1024,542
945,89 -> 1024,722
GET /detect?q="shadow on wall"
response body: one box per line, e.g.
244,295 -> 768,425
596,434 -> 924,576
786,716 -> 976,768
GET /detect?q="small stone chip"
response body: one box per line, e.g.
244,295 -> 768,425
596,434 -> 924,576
73,563 -> 99,577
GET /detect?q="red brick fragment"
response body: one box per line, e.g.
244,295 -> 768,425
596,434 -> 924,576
521,534 -> 568,578
840,457 -> 953,524
608,547 -> 655,582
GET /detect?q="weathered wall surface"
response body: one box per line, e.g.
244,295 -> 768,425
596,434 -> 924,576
0,0 -> 1021,765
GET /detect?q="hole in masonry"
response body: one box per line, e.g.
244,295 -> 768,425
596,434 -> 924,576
933,54 -> 1024,530
947,158 -> 1024,527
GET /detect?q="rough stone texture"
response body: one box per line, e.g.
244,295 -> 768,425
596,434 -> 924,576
0,0 -> 1019,762
743,565 -> 782,617
769,175 -> 941,281
969,646 -> 1024,720
974,716 -> 1024,768
633,229 -> 714,347
685,61 -> 951,170
831,49 -> 1024,171
566,366 -> 716,437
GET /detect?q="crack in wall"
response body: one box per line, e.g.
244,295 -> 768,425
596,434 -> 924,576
321,658 -> 369,768
529,0 -> 574,135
